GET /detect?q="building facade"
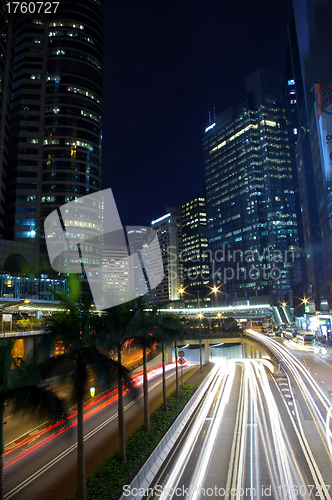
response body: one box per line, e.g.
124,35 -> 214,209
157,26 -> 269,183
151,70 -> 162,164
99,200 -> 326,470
203,69 -> 301,305
1,0 -> 103,273
0,5 -> 15,239
287,0 -> 332,311
149,209 -> 182,303
181,194 -> 210,307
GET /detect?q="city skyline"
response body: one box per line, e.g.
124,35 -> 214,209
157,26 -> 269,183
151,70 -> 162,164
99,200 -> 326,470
103,0 -> 293,226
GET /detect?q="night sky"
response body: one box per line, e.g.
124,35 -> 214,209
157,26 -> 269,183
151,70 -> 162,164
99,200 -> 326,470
102,0 -> 293,227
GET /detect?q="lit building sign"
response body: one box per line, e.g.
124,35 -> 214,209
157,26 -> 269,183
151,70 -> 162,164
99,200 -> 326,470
205,123 -> 216,133
315,82 -> 332,183
151,213 -> 171,225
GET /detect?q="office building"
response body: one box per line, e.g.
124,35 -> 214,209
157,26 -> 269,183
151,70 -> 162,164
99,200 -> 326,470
287,0 -> 332,311
181,194 -> 210,307
149,208 -> 182,303
1,0 -> 103,273
203,69 -> 301,305
0,6 -> 15,238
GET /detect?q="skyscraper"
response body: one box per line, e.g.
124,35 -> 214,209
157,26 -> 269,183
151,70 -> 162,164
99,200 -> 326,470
1,0 -> 103,273
203,69 -> 301,305
149,208 -> 182,303
0,6 -> 15,238
181,194 -> 210,307
287,0 -> 332,311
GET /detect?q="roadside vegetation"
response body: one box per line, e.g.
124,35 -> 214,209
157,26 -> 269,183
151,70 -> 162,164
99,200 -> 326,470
66,384 -> 197,500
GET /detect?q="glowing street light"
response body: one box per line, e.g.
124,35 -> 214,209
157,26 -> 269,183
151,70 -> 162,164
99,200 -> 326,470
208,284 -> 224,308
300,295 -> 312,306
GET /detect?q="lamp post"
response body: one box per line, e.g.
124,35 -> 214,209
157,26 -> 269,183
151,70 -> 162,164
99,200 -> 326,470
179,287 -> 184,307
197,291 -> 202,373
212,286 -> 219,308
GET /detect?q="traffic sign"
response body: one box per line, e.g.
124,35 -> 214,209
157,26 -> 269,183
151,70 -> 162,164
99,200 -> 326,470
178,357 -> 185,365
178,350 -> 185,357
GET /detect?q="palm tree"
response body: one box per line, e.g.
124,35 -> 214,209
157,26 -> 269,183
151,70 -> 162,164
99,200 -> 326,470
40,281 -> 127,500
104,299 -> 156,432
152,312 -> 181,410
131,303 -> 158,431
0,338 -> 66,500
98,300 -> 139,462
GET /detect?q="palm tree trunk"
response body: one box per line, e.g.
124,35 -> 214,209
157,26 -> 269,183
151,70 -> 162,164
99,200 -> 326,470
0,404 -> 4,500
76,391 -> 86,500
117,342 -> 126,461
143,342 -> 150,431
162,342 -> 167,411
175,340 -> 180,398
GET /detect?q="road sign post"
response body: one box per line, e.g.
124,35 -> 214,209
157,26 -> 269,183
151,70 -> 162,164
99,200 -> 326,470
178,356 -> 185,385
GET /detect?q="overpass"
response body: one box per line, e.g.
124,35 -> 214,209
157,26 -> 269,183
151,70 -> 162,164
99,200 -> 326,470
159,303 -> 292,324
177,331 -> 280,372
1,298 -> 291,364
0,298 -> 293,324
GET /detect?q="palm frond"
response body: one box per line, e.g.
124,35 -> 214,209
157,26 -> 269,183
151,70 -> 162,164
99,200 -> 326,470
6,385 -> 67,424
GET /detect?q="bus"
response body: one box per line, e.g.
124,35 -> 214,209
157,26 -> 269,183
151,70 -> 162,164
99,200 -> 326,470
296,331 -> 315,345
283,327 -> 297,341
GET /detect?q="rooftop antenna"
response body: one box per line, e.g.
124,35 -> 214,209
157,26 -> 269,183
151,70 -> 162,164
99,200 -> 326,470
208,111 -> 211,123
213,107 -> 216,119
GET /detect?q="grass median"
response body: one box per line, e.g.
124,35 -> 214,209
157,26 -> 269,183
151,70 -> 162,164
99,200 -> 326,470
67,383 -> 197,500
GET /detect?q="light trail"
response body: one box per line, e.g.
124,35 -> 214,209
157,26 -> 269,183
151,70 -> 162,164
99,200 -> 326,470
187,362 -> 236,500
4,362 -> 176,468
4,363 -> 181,499
158,363 -> 226,500
157,358 -> 332,500
247,329 -> 332,457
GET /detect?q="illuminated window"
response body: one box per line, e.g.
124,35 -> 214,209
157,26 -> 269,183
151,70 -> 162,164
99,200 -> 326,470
67,86 -> 100,103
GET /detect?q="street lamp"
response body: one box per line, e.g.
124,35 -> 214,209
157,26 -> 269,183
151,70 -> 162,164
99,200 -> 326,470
209,284 -> 223,308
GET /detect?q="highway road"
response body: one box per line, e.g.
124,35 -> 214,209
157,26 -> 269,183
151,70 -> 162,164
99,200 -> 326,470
145,336 -> 332,500
5,332 -> 332,500
3,356 -> 184,500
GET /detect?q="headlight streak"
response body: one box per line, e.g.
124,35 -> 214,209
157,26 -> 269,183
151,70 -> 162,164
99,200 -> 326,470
236,362 -> 249,500
224,365 -> 245,500
254,361 -> 311,500
227,359 -> 328,500
186,362 -> 236,500
4,362 -> 177,494
158,363 -> 226,500
270,369 -> 331,500
245,360 -> 295,500
326,407 -> 332,458
5,367 -> 178,499
5,363 -> 176,462
247,330 -> 332,455
149,356 -> 330,500
247,362 -> 284,500
247,330 -> 332,499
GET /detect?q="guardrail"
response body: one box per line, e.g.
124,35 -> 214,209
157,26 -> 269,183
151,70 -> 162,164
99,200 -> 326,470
0,330 -> 46,338
119,363 -> 220,500
244,330 -> 280,371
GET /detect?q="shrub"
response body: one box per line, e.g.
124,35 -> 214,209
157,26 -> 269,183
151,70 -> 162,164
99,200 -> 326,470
67,384 -> 197,500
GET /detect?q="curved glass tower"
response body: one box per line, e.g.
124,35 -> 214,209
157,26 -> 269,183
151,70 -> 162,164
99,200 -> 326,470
4,0 -> 103,271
